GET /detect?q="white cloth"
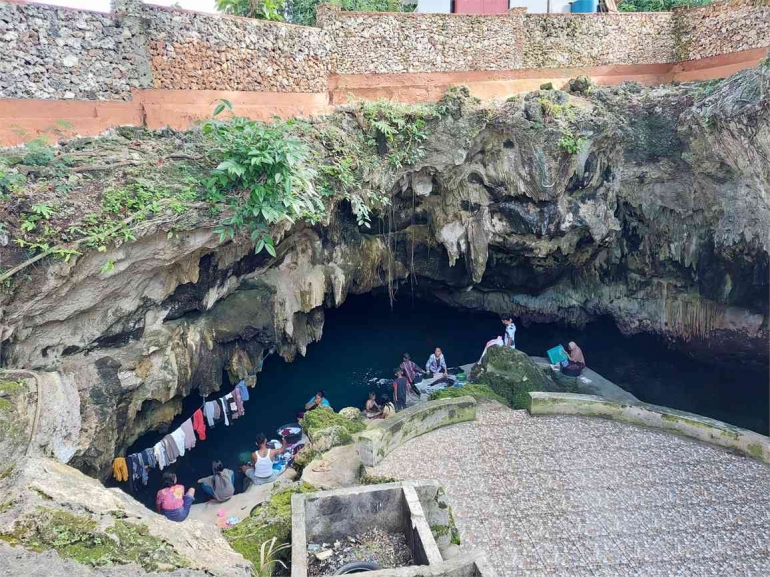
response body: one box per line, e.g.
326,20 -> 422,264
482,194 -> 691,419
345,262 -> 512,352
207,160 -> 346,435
170,428 -> 187,457
479,336 -> 504,363
505,323 -> 516,348
204,401 -> 217,427
153,442 -> 167,470
219,398 -> 229,426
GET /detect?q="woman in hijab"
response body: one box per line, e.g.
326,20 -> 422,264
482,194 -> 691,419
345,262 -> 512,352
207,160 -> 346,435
561,341 -> 586,376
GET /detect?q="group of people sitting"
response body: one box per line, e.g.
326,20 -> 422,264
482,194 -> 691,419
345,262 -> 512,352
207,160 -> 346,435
362,347 -> 453,418
155,432 -> 288,522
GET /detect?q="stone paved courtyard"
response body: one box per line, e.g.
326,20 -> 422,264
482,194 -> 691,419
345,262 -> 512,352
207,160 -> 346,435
370,402 -> 770,577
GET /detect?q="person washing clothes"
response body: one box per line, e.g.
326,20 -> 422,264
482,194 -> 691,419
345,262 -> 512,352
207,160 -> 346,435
400,353 -> 426,395
502,315 -> 516,349
426,347 -> 448,377
241,433 -> 286,490
561,342 -> 586,376
156,472 -> 195,522
392,368 -> 409,411
298,390 -> 331,419
198,460 -> 234,503
379,394 -> 396,419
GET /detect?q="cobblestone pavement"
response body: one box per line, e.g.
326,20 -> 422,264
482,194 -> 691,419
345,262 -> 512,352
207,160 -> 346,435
370,402 -> 770,577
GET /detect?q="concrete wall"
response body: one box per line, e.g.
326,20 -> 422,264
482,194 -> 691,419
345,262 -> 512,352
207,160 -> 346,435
528,392 -> 770,465
357,396 -> 477,467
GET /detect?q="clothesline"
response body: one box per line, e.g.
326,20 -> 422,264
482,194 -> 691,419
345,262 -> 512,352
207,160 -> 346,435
112,380 -> 251,492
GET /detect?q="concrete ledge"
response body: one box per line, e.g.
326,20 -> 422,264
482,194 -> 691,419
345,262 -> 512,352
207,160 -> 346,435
358,397 -> 477,467
528,392 -> 770,465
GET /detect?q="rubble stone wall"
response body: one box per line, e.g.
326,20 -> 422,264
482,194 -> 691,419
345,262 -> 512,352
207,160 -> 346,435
145,5 -> 330,93
522,13 -> 677,69
0,1 -> 143,100
675,0 -> 770,62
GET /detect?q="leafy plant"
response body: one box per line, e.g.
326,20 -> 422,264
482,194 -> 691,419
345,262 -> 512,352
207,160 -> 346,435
361,100 -> 437,168
22,140 -> 55,166
283,0 -> 412,26
0,167 -> 25,198
557,133 -> 586,155
203,101 -> 324,256
215,0 -> 285,20
254,537 -> 291,577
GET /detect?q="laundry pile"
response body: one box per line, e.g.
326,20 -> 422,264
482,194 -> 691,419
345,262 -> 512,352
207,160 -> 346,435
112,381 -> 250,492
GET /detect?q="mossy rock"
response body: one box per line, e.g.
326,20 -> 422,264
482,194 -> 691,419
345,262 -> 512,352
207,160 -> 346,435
338,406 -> 363,422
291,446 -> 318,475
311,425 -> 352,453
300,406 -> 366,439
429,384 -> 507,405
1,508 -> 187,571
470,347 -> 558,409
223,482 -> 315,572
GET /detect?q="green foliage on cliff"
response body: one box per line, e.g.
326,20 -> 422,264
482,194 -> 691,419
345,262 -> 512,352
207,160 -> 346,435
203,101 -> 324,255
1,509 -> 187,571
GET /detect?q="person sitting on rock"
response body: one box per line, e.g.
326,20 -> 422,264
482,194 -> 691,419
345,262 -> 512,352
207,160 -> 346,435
561,341 -> 586,377
298,390 -> 331,419
364,392 -> 382,418
198,460 -> 234,503
379,394 -> 396,419
426,347 -> 448,378
502,315 -> 516,349
156,472 -> 195,522
241,433 -> 286,490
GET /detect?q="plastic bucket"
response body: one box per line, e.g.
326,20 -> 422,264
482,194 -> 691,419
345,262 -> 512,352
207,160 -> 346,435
570,0 -> 597,12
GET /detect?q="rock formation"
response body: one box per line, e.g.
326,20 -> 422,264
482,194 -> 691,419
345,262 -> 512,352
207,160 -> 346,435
0,64 -> 767,483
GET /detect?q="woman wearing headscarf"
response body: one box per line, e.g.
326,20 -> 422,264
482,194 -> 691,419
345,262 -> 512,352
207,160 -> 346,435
561,341 -> 586,377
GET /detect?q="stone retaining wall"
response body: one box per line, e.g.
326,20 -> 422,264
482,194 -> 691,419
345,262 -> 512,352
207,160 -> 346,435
357,396 -> 477,467
527,392 -> 770,465
522,13 -> 676,69
675,0 -> 770,62
145,5 -> 330,93
317,4 -> 526,75
0,1 -> 143,100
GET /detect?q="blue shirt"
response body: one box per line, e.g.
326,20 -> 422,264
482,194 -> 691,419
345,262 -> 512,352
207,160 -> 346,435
307,396 -> 331,408
426,353 -> 447,373
505,323 -> 516,348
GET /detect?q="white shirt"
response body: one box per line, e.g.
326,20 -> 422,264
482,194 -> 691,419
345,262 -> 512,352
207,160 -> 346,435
505,323 -> 516,348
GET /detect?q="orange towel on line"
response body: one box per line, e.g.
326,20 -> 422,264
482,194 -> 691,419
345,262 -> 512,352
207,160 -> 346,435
112,457 -> 128,482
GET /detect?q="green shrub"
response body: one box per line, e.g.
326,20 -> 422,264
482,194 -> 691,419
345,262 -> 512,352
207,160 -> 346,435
203,101 -> 324,255
22,141 -> 55,166
618,0 -> 712,11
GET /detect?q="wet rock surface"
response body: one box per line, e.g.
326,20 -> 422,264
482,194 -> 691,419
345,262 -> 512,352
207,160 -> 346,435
307,527 -> 413,576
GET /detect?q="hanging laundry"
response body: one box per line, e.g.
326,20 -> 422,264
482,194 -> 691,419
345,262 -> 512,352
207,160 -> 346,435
141,447 -> 157,470
112,457 -> 128,482
170,427 -> 187,457
154,441 -> 168,470
127,454 -> 142,493
136,452 -> 149,486
163,434 -> 180,464
181,419 -> 196,450
225,393 -> 239,421
219,397 -> 230,426
214,399 -> 222,421
232,387 -> 245,417
193,408 -> 207,441
236,380 -> 250,402
204,401 -> 217,427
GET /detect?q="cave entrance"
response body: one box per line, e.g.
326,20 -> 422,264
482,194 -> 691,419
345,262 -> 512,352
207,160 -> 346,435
123,293 -> 769,509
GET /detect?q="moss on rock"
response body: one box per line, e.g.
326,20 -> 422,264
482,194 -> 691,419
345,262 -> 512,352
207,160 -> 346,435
223,482 -> 315,572
1,508 -> 187,571
429,384 -> 507,405
471,347 -> 559,409
300,406 -> 366,439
